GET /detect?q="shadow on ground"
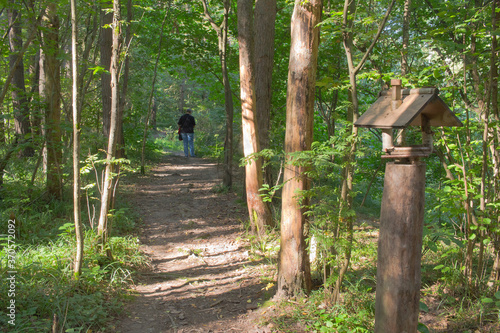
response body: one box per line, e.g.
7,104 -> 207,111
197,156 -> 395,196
116,153 -> 276,333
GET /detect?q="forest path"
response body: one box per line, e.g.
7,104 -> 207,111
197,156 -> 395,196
116,152 -> 274,333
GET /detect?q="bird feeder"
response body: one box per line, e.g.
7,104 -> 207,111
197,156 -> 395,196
355,79 -> 462,158
354,79 -> 462,333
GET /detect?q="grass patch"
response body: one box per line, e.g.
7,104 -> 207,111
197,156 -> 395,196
0,197 -> 149,332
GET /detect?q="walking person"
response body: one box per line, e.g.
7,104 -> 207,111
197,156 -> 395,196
178,108 -> 196,157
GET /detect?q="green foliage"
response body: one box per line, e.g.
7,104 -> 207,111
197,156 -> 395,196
199,133 -> 224,160
151,130 -> 184,154
0,147 -> 146,332
308,309 -> 370,333
245,229 -> 280,263
482,291 -> 500,309
417,322 -> 430,333
0,210 -> 147,332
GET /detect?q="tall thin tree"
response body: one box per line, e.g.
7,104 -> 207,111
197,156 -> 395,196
397,0 -> 411,146
201,0 -> 234,189
333,0 -> 395,303
276,0 -> 322,299
97,0 -> 121,251
71,0 -> 83,277
100,0 -> 113,139
140,3 -> 171,175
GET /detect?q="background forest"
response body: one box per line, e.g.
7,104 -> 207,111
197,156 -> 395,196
1,0 -> 500,332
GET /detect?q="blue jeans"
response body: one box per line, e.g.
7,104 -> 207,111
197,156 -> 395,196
181,132 -> 195,157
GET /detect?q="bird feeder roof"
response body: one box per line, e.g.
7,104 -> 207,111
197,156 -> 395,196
354,88 -> 463,129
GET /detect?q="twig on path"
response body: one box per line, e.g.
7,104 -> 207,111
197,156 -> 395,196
210,299 -> 223,307
166,312 -> 177,330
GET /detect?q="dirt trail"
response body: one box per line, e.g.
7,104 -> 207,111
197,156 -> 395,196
117,153 -> 274,333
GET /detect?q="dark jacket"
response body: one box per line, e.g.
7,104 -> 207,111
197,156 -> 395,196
178,114 -> 196,133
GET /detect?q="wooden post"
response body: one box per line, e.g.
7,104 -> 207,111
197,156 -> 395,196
391,79 -> 402,110
421,114 -> 433,151
380,79 -> 402,153
375,162 -> 426,333
381,129 -> 393,152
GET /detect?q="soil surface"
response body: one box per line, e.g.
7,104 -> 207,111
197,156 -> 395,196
117,152 -> 276,333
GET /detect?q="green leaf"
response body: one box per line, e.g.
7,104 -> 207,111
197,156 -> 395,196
428,242 -> 438,252
482,218 -> 492,225
419,301 -> 429,312
89,66 -> 108,75
417,322 -> 430,333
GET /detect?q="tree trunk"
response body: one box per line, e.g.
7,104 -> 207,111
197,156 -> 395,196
97,0 -> 121,252
39,39 -> 47,176
221,0 -> 234,189
487,0 -> 500,287
8,2 -> 34,157
0,111 -> 4,143
332,0 -> 396,303
77,7 -> 99,120
201,0 -> 234,189
108,0 -> 132,212
397,0 -> 411,146
0,8 -> 41,108
30,50 -> 42,138
43,3 -> 62,200
140,4 -> 170,175
276,0 -> 322,299
254,0 -> 277,186
151,97 -> 157,131
178,78 -> 185,114
70,0 -> 83,277
116,0 -> 132,159
237,0 -> 273,236
100,1 -> 113,139
401,0 -> 411,76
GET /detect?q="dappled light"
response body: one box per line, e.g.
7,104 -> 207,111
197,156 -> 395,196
117,153 -> 275,332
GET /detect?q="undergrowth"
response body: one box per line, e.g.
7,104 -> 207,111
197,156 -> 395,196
243,220 -> 500,333
0,153 -> 149,333
0,206 -> 148,332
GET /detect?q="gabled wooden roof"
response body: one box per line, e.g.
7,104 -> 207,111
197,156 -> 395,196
355,88 -> 463,129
